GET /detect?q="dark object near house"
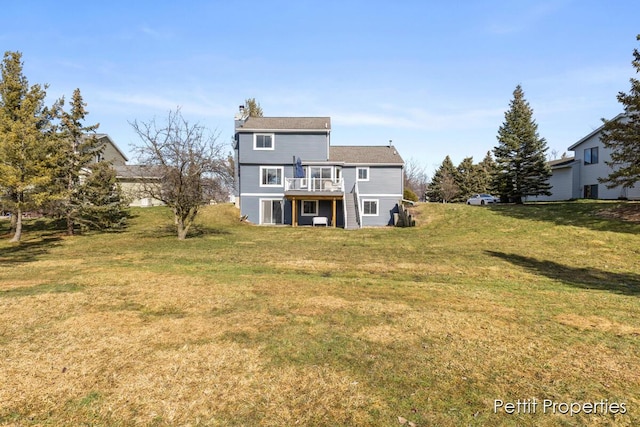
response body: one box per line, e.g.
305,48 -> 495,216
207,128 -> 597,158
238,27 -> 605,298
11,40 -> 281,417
395,203 -> 415,227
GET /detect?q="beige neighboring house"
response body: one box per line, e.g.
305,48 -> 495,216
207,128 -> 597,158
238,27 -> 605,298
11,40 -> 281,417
113,165 -> 164,207
95,134 -> 128,166
94,134 -> 164,207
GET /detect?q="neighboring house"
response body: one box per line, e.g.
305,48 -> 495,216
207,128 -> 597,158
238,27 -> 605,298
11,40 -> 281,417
95,134 -> 128,166
528,114 -> 640,201
233,109 -> 404,228
92,134 -> 165,207
113,165 -> 164,207
566,114 -> 639,200
526,157 -> 579,202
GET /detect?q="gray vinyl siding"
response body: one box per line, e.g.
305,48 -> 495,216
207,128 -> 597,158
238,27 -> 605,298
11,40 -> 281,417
342,166 -> 403,195
239,196 -> 292,225
358,169 -> 403,226
233,145 -> 240,197
343,165 -> 402,226
237,132 -> 329,164
239,196 -> 260,224
526,166 -> 576,202
357,166 -> 403,194
238,164 -> 294,194
241,197 -> 346,226
234,123 -> 405,225
360,197 -> 399,226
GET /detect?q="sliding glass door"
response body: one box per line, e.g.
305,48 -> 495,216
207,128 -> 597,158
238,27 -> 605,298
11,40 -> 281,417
261,199 -> 283,225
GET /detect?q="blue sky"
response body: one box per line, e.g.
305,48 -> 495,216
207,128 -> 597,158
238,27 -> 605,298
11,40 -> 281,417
2,1 -> 639,174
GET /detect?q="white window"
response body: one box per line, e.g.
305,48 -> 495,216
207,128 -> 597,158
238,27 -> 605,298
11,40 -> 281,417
254,133 -> 274,150
301,200 -> 318,216
260,166 -> 283,187
357,167 -> 369,181
362,199 -> 378,216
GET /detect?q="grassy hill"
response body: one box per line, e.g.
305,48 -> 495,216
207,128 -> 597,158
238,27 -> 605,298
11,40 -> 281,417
1,202 -> 639,426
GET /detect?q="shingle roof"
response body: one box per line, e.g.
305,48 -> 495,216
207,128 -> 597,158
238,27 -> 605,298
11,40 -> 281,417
237,116 -> 331,131
329,145 -> 404,165
548,157 -> 575,168
114,164 -> 163,179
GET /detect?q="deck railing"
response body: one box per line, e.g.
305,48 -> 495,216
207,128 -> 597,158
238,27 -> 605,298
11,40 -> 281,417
285,178 -> 344,192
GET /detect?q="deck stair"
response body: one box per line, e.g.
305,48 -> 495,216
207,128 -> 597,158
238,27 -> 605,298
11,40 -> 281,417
344,192 -> 360,230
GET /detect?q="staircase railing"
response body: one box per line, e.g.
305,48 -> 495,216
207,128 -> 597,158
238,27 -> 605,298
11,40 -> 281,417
342,186 -> 349,229
353,182 -> 362,228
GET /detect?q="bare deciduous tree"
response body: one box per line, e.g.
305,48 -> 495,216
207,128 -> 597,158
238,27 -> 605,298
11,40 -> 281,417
130,108 -> 231,239
403,157 -> 429,201
440,172 -> 459,203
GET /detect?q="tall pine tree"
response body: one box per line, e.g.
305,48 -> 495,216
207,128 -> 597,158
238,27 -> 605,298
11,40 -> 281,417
492,85 -> 551,203
428,156 -> 459,202
477,151 -> 497,193
599,34 -> 640,190
0,51 -> 57,242
455,157 -> 481,202
52,88 -> 103,235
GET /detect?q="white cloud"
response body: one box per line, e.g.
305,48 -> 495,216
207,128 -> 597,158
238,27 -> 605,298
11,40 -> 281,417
95,90 -> 230,119
485,0 -> 568,34
139,25 -> 172,40
333,105 -> 504,132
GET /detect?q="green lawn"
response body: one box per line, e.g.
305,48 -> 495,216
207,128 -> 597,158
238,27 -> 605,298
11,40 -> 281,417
1,202 -> 639,426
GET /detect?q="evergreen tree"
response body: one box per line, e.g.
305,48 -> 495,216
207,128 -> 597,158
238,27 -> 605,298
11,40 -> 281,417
428,156 -> 458,202
477,151 -> 497,193
492,85 -> 551,203
52,88 -> 102,235
454,156 -> 481,202
0,51 -> 57,242
244,98 -> 263,117
599,34 -> 640,189
77,161 -> 128,231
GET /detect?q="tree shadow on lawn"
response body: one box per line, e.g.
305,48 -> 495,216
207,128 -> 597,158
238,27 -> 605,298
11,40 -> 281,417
487,250 -> 640,296
488,202 -> 640,235
0,236 -> 63,265
133,224 -> 232,239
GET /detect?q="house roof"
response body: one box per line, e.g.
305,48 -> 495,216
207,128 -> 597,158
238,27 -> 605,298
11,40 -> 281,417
236,116 -> 331,132
548,157 -> 576,169
567,113 -> 625,151
329,145 -> 404,165
114,164 -> 163,179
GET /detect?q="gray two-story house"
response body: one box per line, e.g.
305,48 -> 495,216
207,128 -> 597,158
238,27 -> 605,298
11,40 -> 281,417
233,109 -> 404,228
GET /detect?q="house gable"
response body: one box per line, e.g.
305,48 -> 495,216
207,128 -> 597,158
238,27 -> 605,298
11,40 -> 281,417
95,134 -> 128,166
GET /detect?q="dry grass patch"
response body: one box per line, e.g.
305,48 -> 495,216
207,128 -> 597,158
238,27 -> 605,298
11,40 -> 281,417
597,203 -> 640,222
555,313 -> 640,336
